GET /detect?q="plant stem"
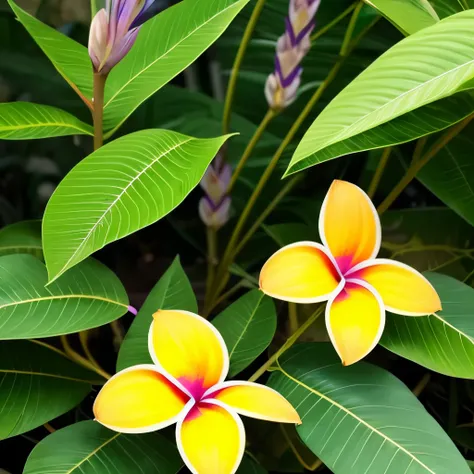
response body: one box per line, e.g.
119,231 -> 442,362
207,280 -> 245,314
310,2 -> 357,42
288,303 -> 298,334
413,373 -> 431,397
44,423 -> 55,433
228,108 -> 276,193
340,1 -> 365,56
377,115 -> 474,215
280,425 -> 323,471
92,72 -> 107,150
204,227 -> 218,314
79,330 -> 101,368
367,147 -> 392,199
222,0 -> 267,135
249,307 -> 324,382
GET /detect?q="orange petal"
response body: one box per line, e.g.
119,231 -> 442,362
208,381 -> 301,424
319,180 -> 381,273
326,280 -> 385,366
149,310 -> 229,399
93,365 -> 189,433
177,401 -> 245,474
347,258 -> 442,316
259,242 -> 341,303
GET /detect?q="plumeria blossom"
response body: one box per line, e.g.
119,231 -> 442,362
94,309 -> 300,474
88,0 -> 157,74
259,180 -> 442,366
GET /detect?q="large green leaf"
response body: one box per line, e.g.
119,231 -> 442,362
0,220 -> 42,258
23,420 -> 182,474
382,272 -> 474,379
212,290 -> 277,377
365,0 -> 439,34
103,0 -> 250,134
43,130 -> 232,282
0,254 -> 128,339
431,0 -> 473,18
287,10 -> 474,175
268,343 -> 470,474
0,102 -> 92,139
117,256 -> 197,371
0,341 -> 99,440
7,0 -> 93,100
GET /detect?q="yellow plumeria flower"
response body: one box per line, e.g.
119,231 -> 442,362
94,309 -> 301,474
260,180 -> 442,366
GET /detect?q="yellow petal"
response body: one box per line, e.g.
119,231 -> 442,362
326,280 -> 385,366
320,180 -> 381,273
93,365 -> 189,433
347,258 -> 442,316
259,242 -> 341,303
177,401 -> 245,474
208,381 -> 301,424
149,310 -> 229,399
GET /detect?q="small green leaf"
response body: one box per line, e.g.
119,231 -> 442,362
0,254 -> 128,339
287,10 -> 474,175
0,102 -> 92,140
103,0 -> 250,134
117,257 -> 197,371
365,0 -> 439,35
212,290 -> 277,377
23,420 -> 183,474
382,272 -> 474,379
268,343 -> 470,474
0,341 -> 99,440
43,130 -> 233,282
0,220 -> 42,258
7,0 -> 93,100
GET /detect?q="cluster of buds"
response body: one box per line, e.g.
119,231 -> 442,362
265,0 -> 321,110
88,0 -> 157,75
199,153 -> 232,230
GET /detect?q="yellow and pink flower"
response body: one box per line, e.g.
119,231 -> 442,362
260,180 -> 442,366
94,309 -> 300,474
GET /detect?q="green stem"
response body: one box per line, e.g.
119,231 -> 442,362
377,115 -> 474,215
228,108 -> 276,193
249,307 -> 324,382
204,227 -> 218,314
288,303 -> 298,334
340,1 -> 365,56
412,373 -> 431,397
367,147 -> 392,199
310,2 -> 357,42
222,0 -> 267,135
92,73 -> 107,150
460,0 -> 470,10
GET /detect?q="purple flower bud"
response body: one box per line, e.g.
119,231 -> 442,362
199,154 -> 232,229
265,0 -> 321,110
88,0 -> 156,74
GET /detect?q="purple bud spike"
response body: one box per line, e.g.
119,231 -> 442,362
128,305 -> 138,316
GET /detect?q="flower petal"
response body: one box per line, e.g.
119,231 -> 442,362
149,310 -> 229,399
319,180 -> 381,273
326,280 -> 385,366
347,258 -> 442,316
177,401 -> 245,474
207,381 -> 301,424
259,241 -> 342,303
93,365 -> 189,434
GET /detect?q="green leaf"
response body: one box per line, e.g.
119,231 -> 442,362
287,10 -> 474,175
365,0 -> 439,35
382,272 -> 474,379
103,0 -> 250,134
117,257 -> 197,371
268,343 -> 470,474
7,0 -> 93,100
43,130 -> 232,283
0,254 -> 128,339
0,102 -> 92,139
0,220 -> 42,258
0,341 -> 99,440
212,290 -> 277,377
23,420 -> 183,474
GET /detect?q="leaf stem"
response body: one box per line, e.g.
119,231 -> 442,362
412,373 -> 431,397
310,2 -> 358,42
43,422 -> 56,433
248,306 -> 324,382
79,330 -> 101,369
92,73 -> 107,150
204,227 -> 218,315
377,114 -> 474,215
280,425 -> 323,471
367,147 -> 392,199
288,303 -> 298,334
222,0 -> 267,135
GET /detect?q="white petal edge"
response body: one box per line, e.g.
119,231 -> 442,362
259,240 -> 344,304
147,309 -> 230,398
175,399 -> 246,474
93,364 -> 188,434
345,258 -> 441,316
325,279 -> 386,365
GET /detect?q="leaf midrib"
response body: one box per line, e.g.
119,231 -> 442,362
0,369 -> 95,384
277,362 -> 436,473
0,121 -> 91,134
0,294 -> 128,310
